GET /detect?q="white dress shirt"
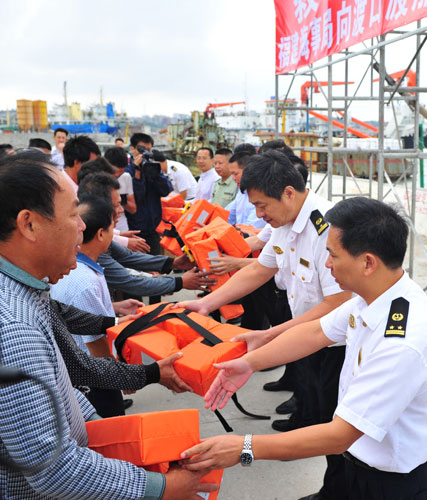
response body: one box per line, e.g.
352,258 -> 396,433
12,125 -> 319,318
258,189 -> 341,318
195,168 -> 220,200
321,272 -> 427,473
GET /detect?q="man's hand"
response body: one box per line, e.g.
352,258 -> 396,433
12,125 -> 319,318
208,254 -> 241,275
181,434 -> 243,471
162,464 -> 218,500
173,254 -> 194,270
120,230 -> 141,238
182,268 -> 217,291
204,358 -> 253,411
127,236 -> 151,253
133,152 -> 143,167
231,330 -> 271,352
113,299 -> 144,316
157,353 -> 193,392
117,312 -> 143,324
170,300 -> 211,316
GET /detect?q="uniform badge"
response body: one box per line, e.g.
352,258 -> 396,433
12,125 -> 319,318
358,348 -> 362,366
310,210 -> 329,236
273,246 -> 284,255
384,297 -> 409,338
349,314 -> 356,328
299,258 -> 310,268
171,166 -> 177,172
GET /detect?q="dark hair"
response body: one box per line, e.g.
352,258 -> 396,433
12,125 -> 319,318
78,194 -> 114,244
233,143 -> 257,155
229,151 -> 254,169
77,157 -> 117,184
197,147 -> 214,158
240,150 -> 306,199
28,138 -> 52,151
104,146 -> 129,169
151,149 -> 166,163
0,144 -> 14,157
115,137 -> 124,143
325,198 -> 408,269
215,148 -> 232,157
63,135 -> 101,168
0,150 -> 60,241
259,139 -> 294,156
130,133 -> 154,148
54,127 -> 69,137
286,154 -> 308,185
78,172 -> 120,202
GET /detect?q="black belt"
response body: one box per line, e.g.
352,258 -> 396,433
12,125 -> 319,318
115,302 -> 270,432
343,451 -> 379,472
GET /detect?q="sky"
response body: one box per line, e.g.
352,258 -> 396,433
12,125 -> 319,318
0,0 -> 425,120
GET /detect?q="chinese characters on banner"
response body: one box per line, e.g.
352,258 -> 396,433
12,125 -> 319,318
275,0 -> 427,74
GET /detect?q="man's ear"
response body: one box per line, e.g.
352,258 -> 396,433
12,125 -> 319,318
363,253 -> 378,277
282,185 -> 296,202
16,210 -> 39,242
96,227 -> 105,242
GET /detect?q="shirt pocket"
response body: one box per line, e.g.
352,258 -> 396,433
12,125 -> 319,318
295,264 -> 317,303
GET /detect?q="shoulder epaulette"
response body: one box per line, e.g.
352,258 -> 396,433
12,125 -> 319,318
310,209 -> 329,236
384,297 -> 409,338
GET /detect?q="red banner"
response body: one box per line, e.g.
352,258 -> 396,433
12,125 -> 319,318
275,0 -> 427,74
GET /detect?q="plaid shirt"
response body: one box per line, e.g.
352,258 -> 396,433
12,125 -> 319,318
0,257 -> 165,499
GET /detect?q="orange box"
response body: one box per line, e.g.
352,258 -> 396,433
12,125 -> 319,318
161,193 -> 185,208
86,409 -> 199,466
87,409 -> 224,499
107,303 -> 247,395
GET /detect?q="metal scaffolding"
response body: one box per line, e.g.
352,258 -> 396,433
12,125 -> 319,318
274,21 -> 427,288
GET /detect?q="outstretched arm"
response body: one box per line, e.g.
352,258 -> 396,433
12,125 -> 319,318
204,319 -> 333,411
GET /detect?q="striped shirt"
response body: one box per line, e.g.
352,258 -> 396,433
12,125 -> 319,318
0,256 -> 164,499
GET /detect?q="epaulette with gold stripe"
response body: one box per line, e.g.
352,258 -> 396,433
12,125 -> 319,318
310,210 -> 329,236
384,297 -> 409,338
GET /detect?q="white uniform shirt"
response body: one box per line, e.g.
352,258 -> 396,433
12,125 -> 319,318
116,171 -> 134,232
258,189 -> 341,318
195,168 -> 220,201
166,160 -> 197,201
321,272 -> 427,473
257,223 -> 272,243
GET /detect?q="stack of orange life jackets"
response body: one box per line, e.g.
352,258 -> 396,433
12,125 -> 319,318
86,409 -> 223,499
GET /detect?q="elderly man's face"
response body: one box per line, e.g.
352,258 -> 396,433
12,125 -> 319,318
38,172 -> 85,283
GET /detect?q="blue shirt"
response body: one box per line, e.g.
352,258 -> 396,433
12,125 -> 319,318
51,254 -> 113,353
226,189 -> 266,228
0,256 -> 165,500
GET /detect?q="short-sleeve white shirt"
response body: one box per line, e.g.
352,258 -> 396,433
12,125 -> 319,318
258,189 -> 341,318
257,224 -> 272,243
166,160 -> 197,201
116,172 -> 134,232
321,272 -> 427,473
195,168 -> 220,201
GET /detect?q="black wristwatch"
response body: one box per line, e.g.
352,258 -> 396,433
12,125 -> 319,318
240,434 -> 254,466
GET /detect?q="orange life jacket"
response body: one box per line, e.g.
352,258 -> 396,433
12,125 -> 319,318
86,409 -> 223,500
106,302 -> 247,396
160,199 -> 229,256
161,192 -> 186,208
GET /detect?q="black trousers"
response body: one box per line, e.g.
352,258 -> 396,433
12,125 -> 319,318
86,388 -> 125,418
345,457 -> 427,500
311,346 -> 348,500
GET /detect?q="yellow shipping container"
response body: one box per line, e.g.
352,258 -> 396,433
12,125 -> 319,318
32,100 -> 48,131
17,99 -> 34,131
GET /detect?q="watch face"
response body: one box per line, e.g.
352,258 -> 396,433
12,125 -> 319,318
240,452 -> 253,466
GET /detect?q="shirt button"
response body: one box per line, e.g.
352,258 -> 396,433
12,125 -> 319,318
302,277 -> 305,281
292,272 -> 295,276
362,322 -> 367,327
291,248 -> 295,252
291,294 -> 294,299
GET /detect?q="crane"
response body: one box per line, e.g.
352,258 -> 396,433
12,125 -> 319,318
205,101 -> 246,114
